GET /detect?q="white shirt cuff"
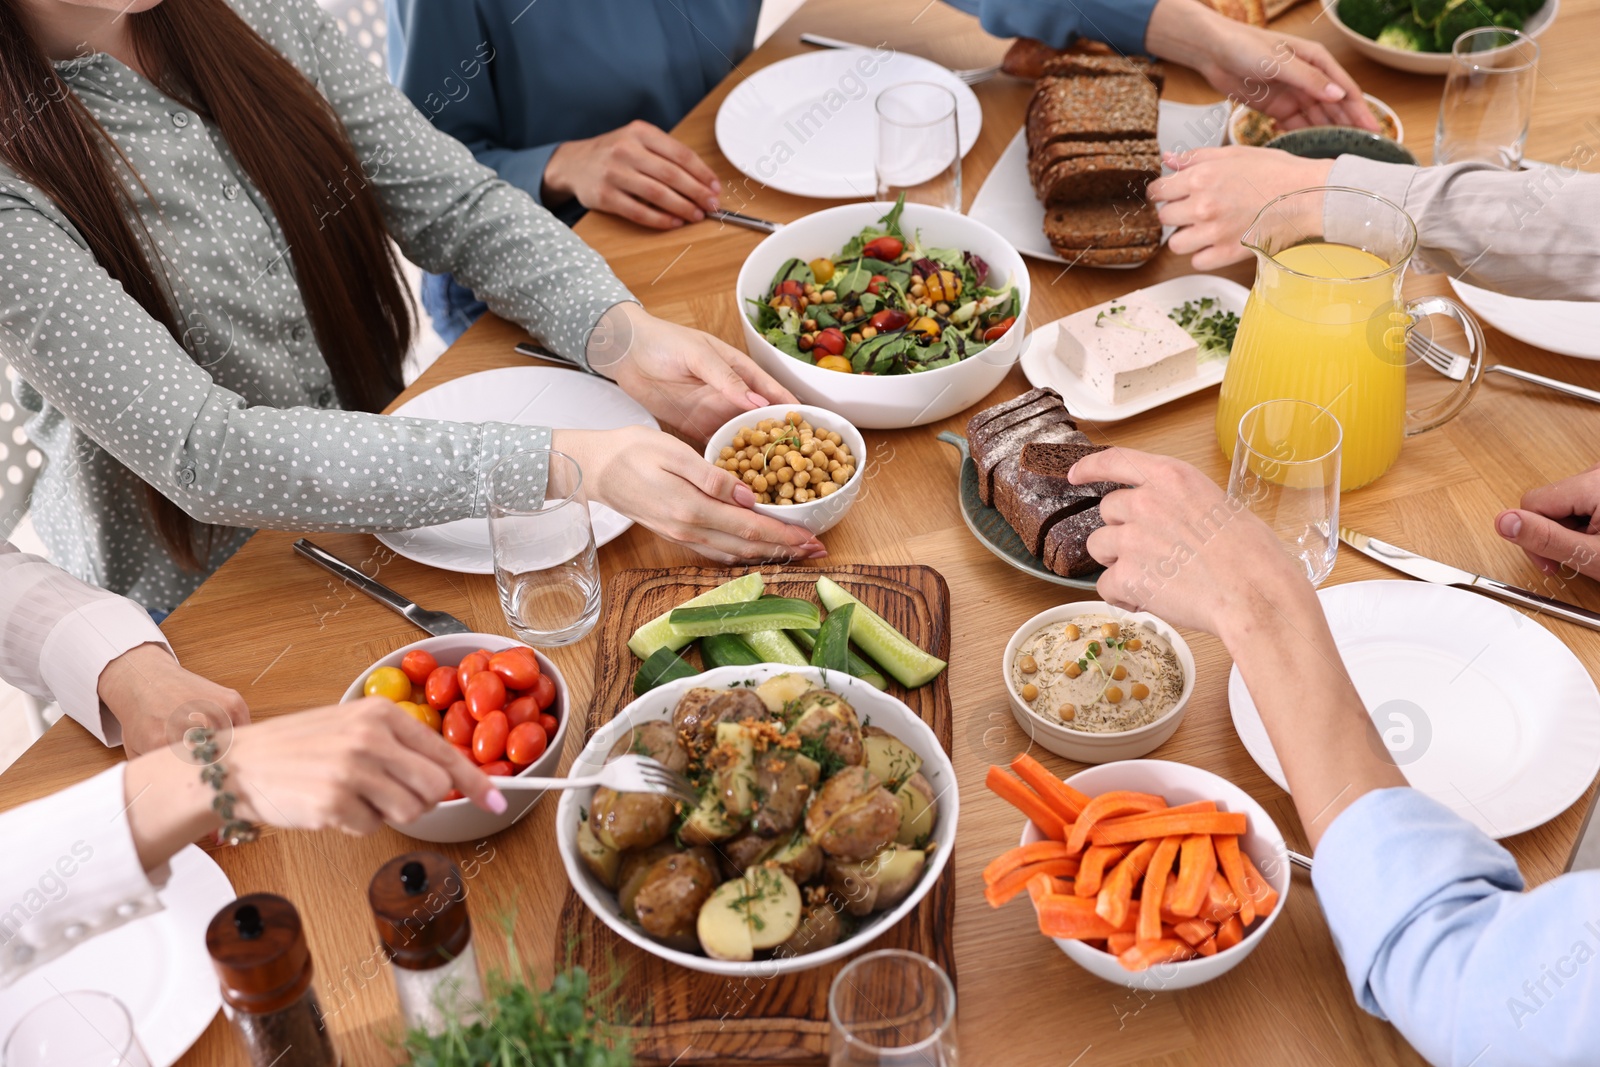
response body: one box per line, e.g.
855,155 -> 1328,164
39,598 -> 171,748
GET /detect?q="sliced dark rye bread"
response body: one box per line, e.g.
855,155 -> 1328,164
994,456 -> 1096,556
1051,243 -> 1161,267
1043,198 -> 1161,251
1027,137 -> 1159,188
1019,442 -> 1120,497
1043,504 -> 1106,578
1038,53 -> 1166,94
964,387 -> 1061,439
1026,74 -> 1158,153
971,408 -> 1079,506
1033,154 -> 1162,205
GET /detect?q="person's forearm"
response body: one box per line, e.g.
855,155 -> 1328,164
122,749 -> 222,872
1141,0 -> 1224,69
1220,575 -> 1406,848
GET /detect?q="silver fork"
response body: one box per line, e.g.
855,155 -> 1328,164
489,754 -> 698,803
799,32 -> 1003,85
1409,334 -> 1600,404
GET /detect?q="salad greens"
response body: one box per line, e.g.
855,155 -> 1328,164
749,195 -> 1020,376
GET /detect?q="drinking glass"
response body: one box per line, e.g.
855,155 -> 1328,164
488,449 -> 600,646
4,992 -> 152,1067
875,83 -> 961,211
1434,28 -> 1539,168
829,950 -> 957,1066
1227,399 -> 1342,587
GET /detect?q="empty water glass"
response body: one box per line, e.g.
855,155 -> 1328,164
4,992 -> 152,1067
1435,27 -> 1539,168
829,950 -> 957,1066
1227,399 -> 1342,586
488,450 -> 601,646
875,82 -> 961,211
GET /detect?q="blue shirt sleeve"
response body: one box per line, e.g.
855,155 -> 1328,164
940,0 -> 1160,58
1314,787 -> 1600,1067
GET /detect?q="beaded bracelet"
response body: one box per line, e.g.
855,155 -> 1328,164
183,726 -> 259,846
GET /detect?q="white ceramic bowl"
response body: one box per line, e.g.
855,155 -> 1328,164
1002,603 -> 1195,764
736,202 -> 1030,429
1019,759 -> 1291,990
556,664 -> 959,976
702,403 -> 867,536
1321,0 -> 1556,76
341,633 -> 570,843
1226,93 -> 1403,147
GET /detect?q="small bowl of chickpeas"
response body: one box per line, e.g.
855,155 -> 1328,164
703,404 -> 868,536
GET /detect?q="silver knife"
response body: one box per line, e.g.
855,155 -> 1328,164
1338,527 -> 1600,632
293,538 -> 472,636
708,209 -> 783,234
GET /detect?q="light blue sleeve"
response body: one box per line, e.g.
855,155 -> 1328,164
940,0 -> 1160,58
1313,787 -> 1600,1067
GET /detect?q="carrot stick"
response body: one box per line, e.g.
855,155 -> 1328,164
1213,835 -> 1255,925
1199,876 -> 1241,923
1066,790 -> 1168,854
1118,939 -> 1197,972
1240,852 -> 1280,919
1172,918 -> 1217,946
983,841 -> 1075,886
1137,836 -> 1183,943
1010,753 -> 1091,822
1094,799 -> 1215,830
986,765 -> 1067,840
1036,894 -> 1136,939
1167,833 -> 1217,918
1215,914 -> 1245,951
1094,838 -> 1159,928
984,858 -> 1081,908
1088,810 -> 1246,847
1026,873 -> 1073,908
1195,936 -> 1218,957
1074,844 -> 1128,898
1106,931 -> 1137,956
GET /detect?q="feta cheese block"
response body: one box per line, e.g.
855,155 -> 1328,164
1055,294 -> 1198,405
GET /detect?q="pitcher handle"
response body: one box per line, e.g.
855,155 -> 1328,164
1404,296 -> 1487,437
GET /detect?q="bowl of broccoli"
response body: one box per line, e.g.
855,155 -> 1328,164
1325,0 -> 1557,74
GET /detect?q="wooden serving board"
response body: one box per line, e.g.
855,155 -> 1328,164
558,564 -> 955,1065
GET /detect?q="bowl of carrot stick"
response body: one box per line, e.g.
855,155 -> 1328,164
983,754 -> 1290,990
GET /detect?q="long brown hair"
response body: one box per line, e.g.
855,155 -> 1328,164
0,0 -> 411,569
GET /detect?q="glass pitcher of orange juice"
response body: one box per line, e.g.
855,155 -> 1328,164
1215,188 -> 1485,491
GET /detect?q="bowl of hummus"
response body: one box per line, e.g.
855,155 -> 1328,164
1002,602 -> 1195,763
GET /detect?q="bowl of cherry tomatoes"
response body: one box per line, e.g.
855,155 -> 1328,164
342,632 -> 569,843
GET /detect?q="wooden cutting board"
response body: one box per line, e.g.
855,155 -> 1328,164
557,564 -> 955,1065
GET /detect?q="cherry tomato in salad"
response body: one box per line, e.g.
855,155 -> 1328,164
489,648 -> 540,689
442,701 -> 475,746
505,695 -> 539,729
775,279 -> 804,299
862,235 -> 903,260
865,273 -> 888,296
472,710 -> 509,764
478,760 -> 516,778
399,650 -> 438,686
397,701 -> 440,731
869,308 -> 910,332
456,651 -> 492,691
529,672 -> 557,712
505,721 -> 548,767
813,327 -> 846,357
424,666 -> 462,711
983,316 -> 1016,343
537,712 -> 559,737
364,666 -> 411,703
465,671 -> 507,721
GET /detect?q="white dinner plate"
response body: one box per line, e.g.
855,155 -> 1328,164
0,846 -> 232,1067
378,367 -> 658,574
715,50 -> 982,199
1229,580 -> 1600,838
968,100 -> 1231,268
1020,273 -> 1248,424
1449,275 -> 1600,361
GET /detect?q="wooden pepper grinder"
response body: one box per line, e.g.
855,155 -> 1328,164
368,851 -> 483,1035
206,893 -> 341,1067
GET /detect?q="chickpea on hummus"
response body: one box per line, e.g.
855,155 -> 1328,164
1010,614 -> 1183,733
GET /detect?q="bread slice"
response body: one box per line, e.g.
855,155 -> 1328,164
1038,53 -> 1166,94
1043,505 -> 1106,578
965,387 -> 1061,439
970,407 -> 1079,506
1028,138 -> 1159,186
1054,244 -> 1161,267
1033,154 -> 1162,205
1043,199 -> 1162,251
1019,442 -> 1120,496
1026,75 -> 1158,153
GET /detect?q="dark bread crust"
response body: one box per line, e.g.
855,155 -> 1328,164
1042,505 -> 1107,578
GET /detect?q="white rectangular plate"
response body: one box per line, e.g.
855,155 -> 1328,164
968,100 -> 1231,269
1020,273 -> 1249,424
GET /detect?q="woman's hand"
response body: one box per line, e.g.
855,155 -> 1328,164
555,426 -> 826,563
1148,147 -> 1334,270
96,643 -> 250,758
1497,463 -> 1600,579
543,120 -> 721,229
1146,0 -> 1376,133
588,302 -> 798,443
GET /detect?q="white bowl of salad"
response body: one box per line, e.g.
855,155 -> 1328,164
738,198 -> 1029,429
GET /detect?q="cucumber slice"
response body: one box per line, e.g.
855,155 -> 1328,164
667,597 -> 820,638
790,627 -> 889,690
809,603 -> 854,673
699,633 -> 763,670
741,629 -> 809,667
628,572 -> 764,659
633,646 -> 700,695
815,576 -> 947,688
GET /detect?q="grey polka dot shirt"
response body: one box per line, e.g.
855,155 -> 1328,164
0,0 -> 635,611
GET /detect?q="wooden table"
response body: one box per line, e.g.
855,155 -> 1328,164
7,1 -> 1600,1063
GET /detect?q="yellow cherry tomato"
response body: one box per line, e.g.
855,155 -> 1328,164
909,316 -> 942,339
364,666 -> 412,702
808,257 -> 835,284
925,269 -> 961,303
396,700 -> 442,731
815,355 -> 853,373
